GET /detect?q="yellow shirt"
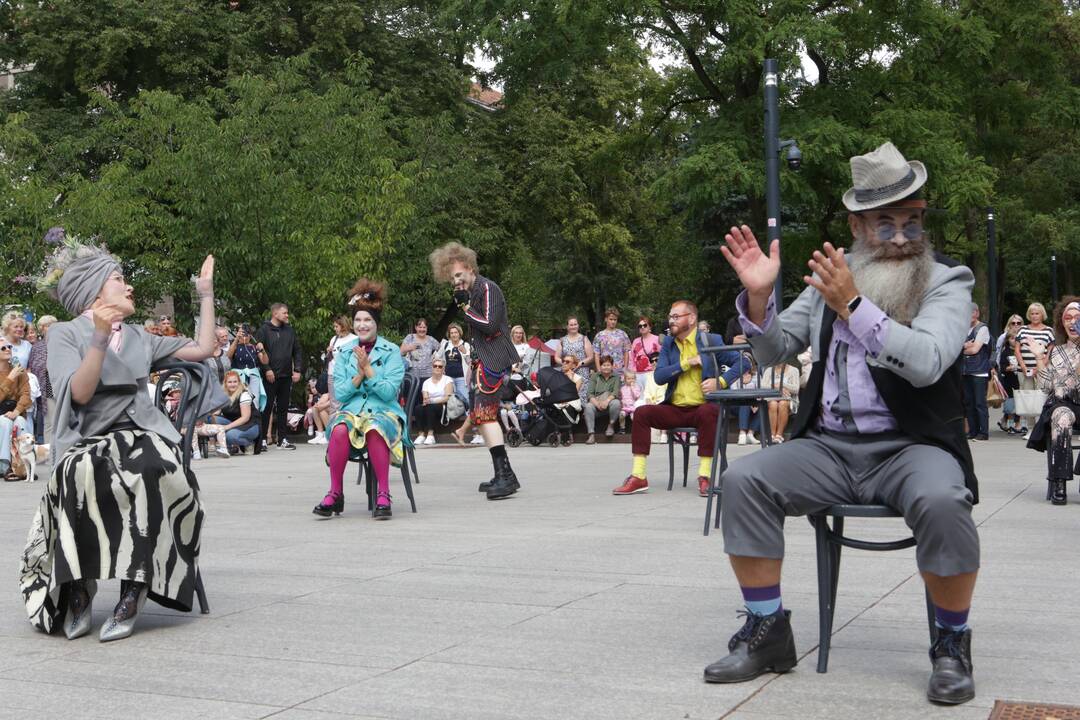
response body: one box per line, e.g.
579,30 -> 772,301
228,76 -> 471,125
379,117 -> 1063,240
672,329 -> 705,407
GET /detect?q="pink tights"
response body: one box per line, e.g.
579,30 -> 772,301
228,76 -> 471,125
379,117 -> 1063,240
326,423 -> 391,506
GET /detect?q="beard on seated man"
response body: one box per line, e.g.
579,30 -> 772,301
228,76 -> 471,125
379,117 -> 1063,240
846,204 -> 933,328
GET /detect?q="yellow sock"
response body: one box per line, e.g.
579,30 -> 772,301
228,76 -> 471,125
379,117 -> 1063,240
632,455 -> 648,479
697,456 -> 713,479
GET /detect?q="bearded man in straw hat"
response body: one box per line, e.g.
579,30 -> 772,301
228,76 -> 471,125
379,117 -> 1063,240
707,143 -> 979,705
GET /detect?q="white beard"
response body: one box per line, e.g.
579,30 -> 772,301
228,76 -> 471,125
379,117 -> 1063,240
848,239 -> 935,327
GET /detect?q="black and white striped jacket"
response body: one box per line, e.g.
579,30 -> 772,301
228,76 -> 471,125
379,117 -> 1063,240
463,275 -> 519,373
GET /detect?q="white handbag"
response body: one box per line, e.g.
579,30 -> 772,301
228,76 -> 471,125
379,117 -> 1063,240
1012,389 -> 1048,416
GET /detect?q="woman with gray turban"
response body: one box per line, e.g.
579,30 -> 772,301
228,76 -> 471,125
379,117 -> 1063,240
20,230 -> 219,642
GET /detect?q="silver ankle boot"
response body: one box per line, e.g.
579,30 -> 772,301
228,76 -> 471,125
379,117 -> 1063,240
99,582 -> 148,642
64,579 -> 97,640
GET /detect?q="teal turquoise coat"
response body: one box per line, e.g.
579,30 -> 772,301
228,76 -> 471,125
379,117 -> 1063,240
332,336 -> 406,424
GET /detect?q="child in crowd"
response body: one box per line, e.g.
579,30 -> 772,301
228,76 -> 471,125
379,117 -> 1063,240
619,369 -> 641,433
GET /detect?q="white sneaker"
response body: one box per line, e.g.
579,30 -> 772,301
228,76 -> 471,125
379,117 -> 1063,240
214,445 -> 231,459
470,435 -> 484,445
307,426 -> 315,438
192,447 -> 202,460
746,431 -> 758,444
737,431 -> 747,446
1022,431 -> 1031,441
308,434 -> 326,445
425,434 -> 437,445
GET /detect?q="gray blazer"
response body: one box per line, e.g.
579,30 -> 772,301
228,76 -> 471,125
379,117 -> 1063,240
747,260 -> 975,389
47,317 -> 190,462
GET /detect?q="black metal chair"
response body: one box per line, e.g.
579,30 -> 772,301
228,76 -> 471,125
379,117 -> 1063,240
666,428 -> 695,490
352,370 -> 419,515
151,360 -> 214,615
698,343 -> 781,536
809,506 -> 936,673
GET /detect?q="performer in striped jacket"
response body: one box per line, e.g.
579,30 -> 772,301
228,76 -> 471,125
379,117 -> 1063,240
430,243 -> 521,500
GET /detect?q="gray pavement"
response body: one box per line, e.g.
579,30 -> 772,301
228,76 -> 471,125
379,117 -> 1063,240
0,428 -> 1075,719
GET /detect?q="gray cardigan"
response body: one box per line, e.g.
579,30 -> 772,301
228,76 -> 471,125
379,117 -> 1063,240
47,316 -> 190,462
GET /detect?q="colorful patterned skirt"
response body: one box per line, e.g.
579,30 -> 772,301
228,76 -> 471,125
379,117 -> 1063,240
328,410 -> 404,466
20,430 -> 204,634
472,363 -> 509,425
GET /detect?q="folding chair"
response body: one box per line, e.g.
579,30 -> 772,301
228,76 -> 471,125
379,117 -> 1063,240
152,360 -> 213,614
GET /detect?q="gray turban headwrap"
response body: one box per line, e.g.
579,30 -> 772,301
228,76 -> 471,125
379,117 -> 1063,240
56,252 -> 122,316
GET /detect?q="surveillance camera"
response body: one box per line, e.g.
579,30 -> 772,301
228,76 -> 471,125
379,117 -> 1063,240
786,143 -> 802,171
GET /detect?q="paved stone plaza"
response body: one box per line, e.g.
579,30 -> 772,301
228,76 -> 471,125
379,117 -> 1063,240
0,432 -> 1076,719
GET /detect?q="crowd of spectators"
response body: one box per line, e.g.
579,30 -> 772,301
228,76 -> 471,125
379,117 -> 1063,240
6,292 -> 1075,485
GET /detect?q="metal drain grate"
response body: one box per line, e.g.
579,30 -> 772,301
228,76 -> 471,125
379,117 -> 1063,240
990,700 -> 1080,719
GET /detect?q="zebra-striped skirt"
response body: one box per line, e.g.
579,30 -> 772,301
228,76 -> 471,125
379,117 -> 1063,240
19,430 -> 205,634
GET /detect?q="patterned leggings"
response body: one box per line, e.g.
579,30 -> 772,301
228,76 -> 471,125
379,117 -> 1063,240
1048,403 -> 1080,480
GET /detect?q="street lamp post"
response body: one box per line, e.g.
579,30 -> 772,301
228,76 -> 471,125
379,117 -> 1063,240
762,58 -> 801,314
986,206 -> 997,338
1051,254 -> 1058,304
763,59 -> 783,312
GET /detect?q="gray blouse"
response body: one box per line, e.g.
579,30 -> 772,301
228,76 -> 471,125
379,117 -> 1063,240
47,316 -> 190,462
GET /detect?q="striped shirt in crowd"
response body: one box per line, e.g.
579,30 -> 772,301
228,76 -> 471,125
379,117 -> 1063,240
1015,325 -> 1055,370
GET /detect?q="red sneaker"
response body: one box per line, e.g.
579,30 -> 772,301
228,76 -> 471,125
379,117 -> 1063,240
698,476 -> 710,497
613,476 -> 649,495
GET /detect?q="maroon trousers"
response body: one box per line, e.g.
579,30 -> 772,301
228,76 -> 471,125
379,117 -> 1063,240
632,403 -> 719,457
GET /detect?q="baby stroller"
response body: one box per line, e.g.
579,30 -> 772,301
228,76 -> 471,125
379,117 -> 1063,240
507,366 -> 582,448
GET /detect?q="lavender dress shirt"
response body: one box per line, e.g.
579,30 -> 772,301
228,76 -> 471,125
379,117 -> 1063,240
737,291 -> 898,433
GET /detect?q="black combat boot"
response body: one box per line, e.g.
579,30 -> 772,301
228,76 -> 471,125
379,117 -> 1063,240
704,610 -> 797,683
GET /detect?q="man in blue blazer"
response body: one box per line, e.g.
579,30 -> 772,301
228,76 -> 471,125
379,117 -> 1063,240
612,300 -> 745,498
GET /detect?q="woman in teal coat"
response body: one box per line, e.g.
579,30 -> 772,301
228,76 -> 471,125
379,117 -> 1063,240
314,279 -> 405,520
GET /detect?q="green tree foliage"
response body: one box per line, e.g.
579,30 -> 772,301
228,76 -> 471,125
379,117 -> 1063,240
2,0 -> 1077,365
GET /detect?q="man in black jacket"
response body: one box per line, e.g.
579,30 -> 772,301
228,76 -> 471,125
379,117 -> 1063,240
256,303 -> 303,450
430,242 -> 521,500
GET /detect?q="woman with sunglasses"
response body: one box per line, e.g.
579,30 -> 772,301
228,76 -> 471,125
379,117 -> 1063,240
416,358 -> 453,445
20,230 -> 217,642
630,316 -> 661,392
994,314 -> 1024,433
0,340 -> 32,479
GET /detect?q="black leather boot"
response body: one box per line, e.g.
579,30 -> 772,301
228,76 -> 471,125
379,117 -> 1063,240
486,456 -> 519,500
704,610 -> 797,683
1051,479 -> 1067,505
927,628 -> 975,705
478,477 -> 494,492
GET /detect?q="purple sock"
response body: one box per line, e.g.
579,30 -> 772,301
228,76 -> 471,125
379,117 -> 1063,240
934,606 -> 969,632
741,583 -> 782,616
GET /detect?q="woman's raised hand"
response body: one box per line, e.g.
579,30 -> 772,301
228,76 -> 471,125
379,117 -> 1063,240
195,255 -> 215,297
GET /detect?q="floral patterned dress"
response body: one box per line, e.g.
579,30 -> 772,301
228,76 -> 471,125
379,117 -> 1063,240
593,328 -> 632,376
560,335 -> 590,404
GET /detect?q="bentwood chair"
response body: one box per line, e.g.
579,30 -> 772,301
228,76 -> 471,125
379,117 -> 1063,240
352,370 -> 419,515
809,505 -> 936,672
152,360 -> 214,615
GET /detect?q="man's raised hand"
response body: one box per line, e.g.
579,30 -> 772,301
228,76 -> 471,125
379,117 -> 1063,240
720,225 -> 780,298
